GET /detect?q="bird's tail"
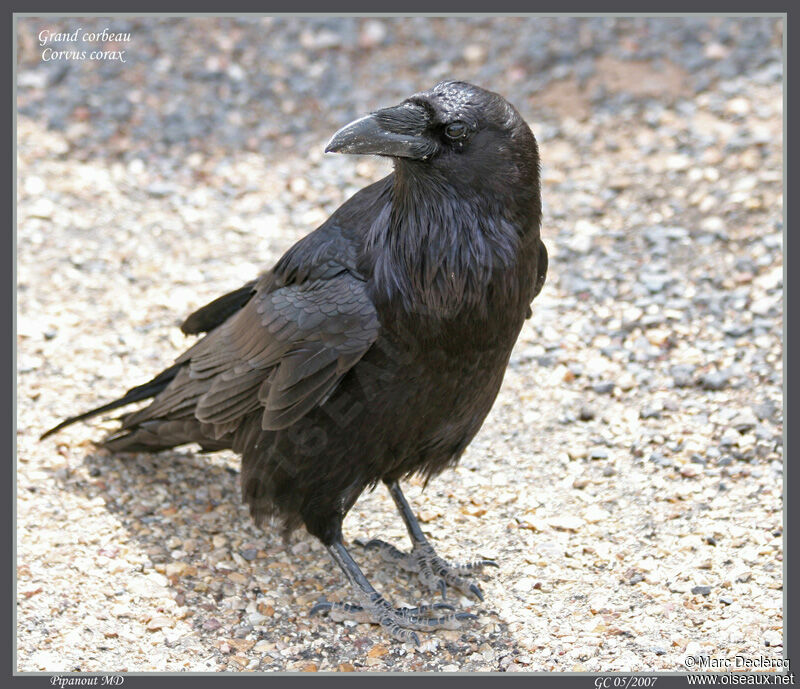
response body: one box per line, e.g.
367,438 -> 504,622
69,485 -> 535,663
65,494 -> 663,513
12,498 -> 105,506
39,362 -> 183,440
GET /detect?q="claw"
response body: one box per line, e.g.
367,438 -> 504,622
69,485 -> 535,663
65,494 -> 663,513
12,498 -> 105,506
438,579 -> 447,599
410,632 -> 420,647
455,612 -> 478,621
469,583 -> 484,602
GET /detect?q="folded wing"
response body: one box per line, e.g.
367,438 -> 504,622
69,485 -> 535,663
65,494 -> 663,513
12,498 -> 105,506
122,269 -> 380,439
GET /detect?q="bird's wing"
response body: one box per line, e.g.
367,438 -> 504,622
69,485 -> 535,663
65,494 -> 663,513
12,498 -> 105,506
132,268 -> 380,436
120,181 -> 393,438
180,280 -> 258,335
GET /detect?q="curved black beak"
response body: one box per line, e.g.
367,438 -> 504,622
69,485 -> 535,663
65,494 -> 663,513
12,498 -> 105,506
325,103 -> 436,160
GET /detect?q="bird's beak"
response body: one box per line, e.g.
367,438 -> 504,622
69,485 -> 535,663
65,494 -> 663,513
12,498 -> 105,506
325,104 -> 436,160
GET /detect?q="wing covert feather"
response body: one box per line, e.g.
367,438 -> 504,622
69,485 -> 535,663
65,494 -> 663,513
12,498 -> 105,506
179,271 -> 379,434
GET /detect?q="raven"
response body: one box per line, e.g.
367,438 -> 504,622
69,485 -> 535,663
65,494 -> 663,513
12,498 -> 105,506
42,81 -> 547,645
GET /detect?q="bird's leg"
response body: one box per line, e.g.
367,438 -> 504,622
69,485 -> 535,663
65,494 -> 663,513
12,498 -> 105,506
310,538 -> 475,645
356,480 -> 498,601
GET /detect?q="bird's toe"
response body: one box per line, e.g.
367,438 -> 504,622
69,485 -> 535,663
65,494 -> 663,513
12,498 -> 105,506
309,593 -> 475,641
356,538 -> 496,604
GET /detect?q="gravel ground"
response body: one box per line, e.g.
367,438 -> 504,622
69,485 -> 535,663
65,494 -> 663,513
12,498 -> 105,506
17,17 -> 783,673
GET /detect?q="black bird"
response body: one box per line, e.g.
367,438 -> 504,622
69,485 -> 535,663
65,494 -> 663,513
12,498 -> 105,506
42,81 -> 547,645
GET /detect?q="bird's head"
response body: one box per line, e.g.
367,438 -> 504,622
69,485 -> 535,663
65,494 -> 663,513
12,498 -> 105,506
326,81 -> 539,201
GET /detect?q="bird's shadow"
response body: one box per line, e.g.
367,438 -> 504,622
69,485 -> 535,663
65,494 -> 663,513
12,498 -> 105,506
51,444 -> 521,669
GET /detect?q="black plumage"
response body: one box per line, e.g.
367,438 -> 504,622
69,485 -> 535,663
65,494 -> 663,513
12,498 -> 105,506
42,81 -> 547,644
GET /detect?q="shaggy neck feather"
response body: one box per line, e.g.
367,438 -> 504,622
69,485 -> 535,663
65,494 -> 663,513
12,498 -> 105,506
366,166 -> 531,319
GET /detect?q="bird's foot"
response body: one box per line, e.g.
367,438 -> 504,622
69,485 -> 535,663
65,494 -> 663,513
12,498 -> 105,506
310,592 -> 475,645
355,538 -> 497,601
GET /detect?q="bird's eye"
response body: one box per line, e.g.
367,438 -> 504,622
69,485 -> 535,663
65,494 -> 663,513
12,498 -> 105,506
444,122 -> 468,140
